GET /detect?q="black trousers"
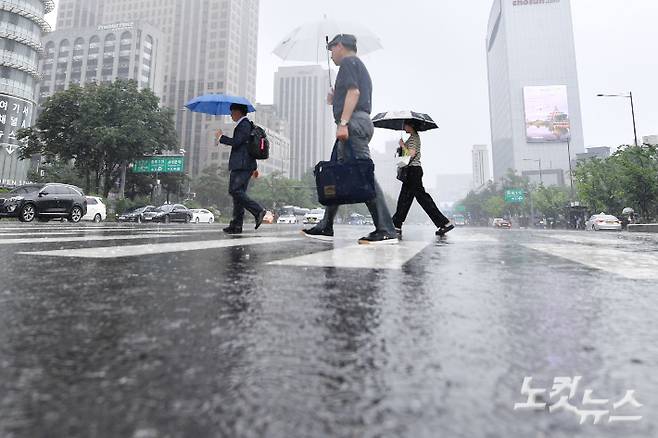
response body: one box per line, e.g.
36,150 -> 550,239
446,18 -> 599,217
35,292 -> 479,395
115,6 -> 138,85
392,166 -> 449,228
228,170 -> 263,228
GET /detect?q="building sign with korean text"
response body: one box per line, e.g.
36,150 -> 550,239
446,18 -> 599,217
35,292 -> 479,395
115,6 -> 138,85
0,94 -> 33,155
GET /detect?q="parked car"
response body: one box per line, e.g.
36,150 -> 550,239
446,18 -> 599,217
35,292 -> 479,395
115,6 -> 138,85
492,218 -> 512,229
585,213 -> 622,231
82,196 -> 107,222
277,214 -> 298,224
303,208 -> 325,225
190,208 -> 215,224
144,204 -> 192,223
453,214 -> 467,226
117,205 -> 156,223
346,213 -> 366,225
0,183 -> 87,223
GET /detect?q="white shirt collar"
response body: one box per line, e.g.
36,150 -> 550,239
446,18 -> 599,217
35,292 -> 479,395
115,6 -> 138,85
237,115 -> 249,125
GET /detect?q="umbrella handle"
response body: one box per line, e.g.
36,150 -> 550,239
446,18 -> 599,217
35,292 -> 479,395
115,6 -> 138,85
325,35 -> 333,90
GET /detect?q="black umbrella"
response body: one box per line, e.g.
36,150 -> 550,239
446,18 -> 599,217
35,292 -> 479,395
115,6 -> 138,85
372,110 -> 439,132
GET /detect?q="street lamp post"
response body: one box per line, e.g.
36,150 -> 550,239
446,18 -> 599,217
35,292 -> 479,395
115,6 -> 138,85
597,92 -> 639,147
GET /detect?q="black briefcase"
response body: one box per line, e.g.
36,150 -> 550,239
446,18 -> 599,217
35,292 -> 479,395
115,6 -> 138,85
314,141 -> 377,206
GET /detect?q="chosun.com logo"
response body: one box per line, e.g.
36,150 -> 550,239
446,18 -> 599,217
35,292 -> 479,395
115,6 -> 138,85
513,0 -> 561,6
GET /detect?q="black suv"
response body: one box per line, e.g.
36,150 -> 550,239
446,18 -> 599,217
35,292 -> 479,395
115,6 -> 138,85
0,183 -> 87,223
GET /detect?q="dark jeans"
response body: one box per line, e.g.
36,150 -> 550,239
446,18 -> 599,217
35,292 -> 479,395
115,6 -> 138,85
229,170 -> 263,229
392,166 -> 449,228
316,112 -> 396,236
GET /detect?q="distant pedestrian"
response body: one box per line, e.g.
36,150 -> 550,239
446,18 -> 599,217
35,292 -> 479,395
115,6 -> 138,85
392,120 -> 454,237
216,103 -> 266,234
302,34 -> 398,244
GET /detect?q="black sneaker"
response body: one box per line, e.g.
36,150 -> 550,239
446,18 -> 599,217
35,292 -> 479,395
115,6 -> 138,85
255,210 -> 266,230
436,222 -> 455,236
223,226 -> 242,235
302,227 -> 334,242
358,231 -> 399,245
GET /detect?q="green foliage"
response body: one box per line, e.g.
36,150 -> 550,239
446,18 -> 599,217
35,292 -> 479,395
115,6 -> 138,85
18,80 -> 177,198
27,160 -> 86,189
483,196 -> 506,218
249,171 -> 318,210
191,164 -> 231,210
532,186 -> 570,219
573,144 -> 658,220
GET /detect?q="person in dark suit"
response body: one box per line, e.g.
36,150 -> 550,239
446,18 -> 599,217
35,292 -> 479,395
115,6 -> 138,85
216,103 -> 266,234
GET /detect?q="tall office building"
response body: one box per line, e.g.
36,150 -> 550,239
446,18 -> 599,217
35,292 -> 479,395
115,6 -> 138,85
486,0 -> 584,186
0,0 -> 54,186
37,22 -> 164,106
274,65 -> 334,179
56,0 -> 259,177
472,144 -> 491,189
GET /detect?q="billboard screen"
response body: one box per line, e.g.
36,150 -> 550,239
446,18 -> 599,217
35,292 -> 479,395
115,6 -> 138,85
523,85 -> 571,143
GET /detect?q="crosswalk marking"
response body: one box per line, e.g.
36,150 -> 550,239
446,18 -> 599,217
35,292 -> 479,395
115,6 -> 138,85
18,237 -> 302,259
267,241 -> 430,270
524,243 -> 658,280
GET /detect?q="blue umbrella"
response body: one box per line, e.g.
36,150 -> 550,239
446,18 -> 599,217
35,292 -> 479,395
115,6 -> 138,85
185,93 -> 256,116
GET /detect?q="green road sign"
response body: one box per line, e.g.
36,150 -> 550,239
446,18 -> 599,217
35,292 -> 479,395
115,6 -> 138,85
505,189 -> 525,203
132,156 -> 185,173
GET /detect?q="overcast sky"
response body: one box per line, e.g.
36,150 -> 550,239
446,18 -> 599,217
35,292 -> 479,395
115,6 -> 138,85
46,0 -> 658,185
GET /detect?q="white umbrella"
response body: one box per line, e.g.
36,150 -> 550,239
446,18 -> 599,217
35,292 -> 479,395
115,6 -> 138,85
273,18 -> 383,62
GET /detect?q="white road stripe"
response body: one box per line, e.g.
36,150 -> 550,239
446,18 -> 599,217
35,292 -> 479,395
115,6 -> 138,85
548,234 -> 640,246
19,237 -> 301,258
268,241 -> 430,270
0,234 -> 186,245
524,243 -> 658,280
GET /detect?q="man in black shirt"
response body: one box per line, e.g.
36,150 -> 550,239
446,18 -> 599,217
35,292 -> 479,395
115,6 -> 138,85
303,34 -> 398,245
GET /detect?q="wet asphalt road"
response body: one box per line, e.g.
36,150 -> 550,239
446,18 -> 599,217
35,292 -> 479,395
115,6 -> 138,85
0,222 -> 656,438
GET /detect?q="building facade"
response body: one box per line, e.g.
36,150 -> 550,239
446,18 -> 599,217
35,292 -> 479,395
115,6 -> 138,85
37,21 -> 164,106
486,0 -> 585,186
0,0 -> 53,186
56,0 -> 260,177
472,144 -> 491,189
274,65 -> 334,179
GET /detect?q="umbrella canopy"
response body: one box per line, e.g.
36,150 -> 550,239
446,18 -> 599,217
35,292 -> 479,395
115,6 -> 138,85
372,111 -> 439,132
273,18 -> 383,62
185,94 -> 255,116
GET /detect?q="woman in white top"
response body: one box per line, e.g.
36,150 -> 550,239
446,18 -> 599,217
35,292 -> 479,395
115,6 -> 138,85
392,120 -> 454,237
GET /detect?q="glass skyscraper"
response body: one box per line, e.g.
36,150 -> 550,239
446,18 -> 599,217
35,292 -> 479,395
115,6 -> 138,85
0,0 -> 54,186
486,0 -> 584,186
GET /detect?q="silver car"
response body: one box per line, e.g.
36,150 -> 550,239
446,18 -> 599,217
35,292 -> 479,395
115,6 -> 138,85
586,213 -> 622,231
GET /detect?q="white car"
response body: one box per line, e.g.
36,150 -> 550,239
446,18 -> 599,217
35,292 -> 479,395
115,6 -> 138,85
586,213 -> 622,231
277,214 -> 298,224
82,196 -> 106,222
303,208 -> 325,225
190,208 -> 215,223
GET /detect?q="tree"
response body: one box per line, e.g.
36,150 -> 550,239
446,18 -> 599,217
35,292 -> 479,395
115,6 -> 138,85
18,80 -> 178,197
483,196 -> 506,218
191,164 -> 231,211
614,144 -> 658,219
532,186 -> 569,220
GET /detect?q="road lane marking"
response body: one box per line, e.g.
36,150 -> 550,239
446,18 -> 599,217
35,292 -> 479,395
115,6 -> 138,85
267,241 -> 430,270
548,234 -> 641,246
19,237 -> 302,258
0,234 -> 186,245
524,243 -> 658,280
